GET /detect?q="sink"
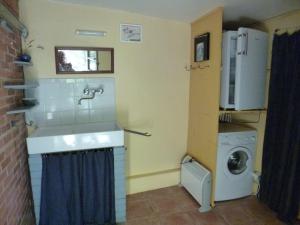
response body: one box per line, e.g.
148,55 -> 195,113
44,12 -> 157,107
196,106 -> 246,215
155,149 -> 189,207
26,122 -> 124,154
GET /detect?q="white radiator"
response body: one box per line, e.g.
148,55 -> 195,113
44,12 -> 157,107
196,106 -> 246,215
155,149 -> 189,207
180,155 -> 212,212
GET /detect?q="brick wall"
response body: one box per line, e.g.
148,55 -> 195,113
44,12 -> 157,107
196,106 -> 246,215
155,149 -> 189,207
0,0 -> 18,16
0,0 -> 35,224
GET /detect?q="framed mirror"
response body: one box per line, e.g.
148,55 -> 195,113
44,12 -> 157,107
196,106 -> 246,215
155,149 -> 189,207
55,47 -> 114,74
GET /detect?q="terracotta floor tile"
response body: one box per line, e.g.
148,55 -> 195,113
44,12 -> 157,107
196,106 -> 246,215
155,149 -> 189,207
171,187 -> 197,202
144,186 -> 178,200
212,204 -> 254,225
169,189 -> 199,212
150,196 -> 184,215
189,210 -> 229,225
146,187 -> 199,214
160,212 -> 197,225
252,219 -> 286,225
240,198 -> 275,219
125,186 -> 285,225
126,199 -> 155,220
125,217 -> 161,225
127,191 -> 148,202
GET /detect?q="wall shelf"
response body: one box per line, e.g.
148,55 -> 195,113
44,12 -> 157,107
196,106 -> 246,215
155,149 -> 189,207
6,106 -> 34,115
14,61 -> 33,66
219,109 -> 267,114
4,82 -> 38,90
22,98 -> 37,101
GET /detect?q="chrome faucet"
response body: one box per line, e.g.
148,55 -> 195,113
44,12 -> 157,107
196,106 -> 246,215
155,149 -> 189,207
78,86 -> 104,105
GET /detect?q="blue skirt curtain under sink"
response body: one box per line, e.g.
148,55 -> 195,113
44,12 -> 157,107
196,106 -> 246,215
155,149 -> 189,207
39,149 -> 116,225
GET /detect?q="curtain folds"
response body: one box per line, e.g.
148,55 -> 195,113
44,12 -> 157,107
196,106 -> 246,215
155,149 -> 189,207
259,31 -> 300,224
39,149 -> 116,225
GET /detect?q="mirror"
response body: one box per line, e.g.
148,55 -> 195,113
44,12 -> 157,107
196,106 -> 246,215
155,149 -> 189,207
55,47 -> 114,74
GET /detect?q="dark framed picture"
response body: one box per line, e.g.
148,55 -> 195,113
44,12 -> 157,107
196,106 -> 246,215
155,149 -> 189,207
194,33 -> 210,62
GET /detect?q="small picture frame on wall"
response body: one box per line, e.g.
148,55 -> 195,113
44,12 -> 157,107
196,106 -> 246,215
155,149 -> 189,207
120,24 -> 142,43
194,33 -> 210,62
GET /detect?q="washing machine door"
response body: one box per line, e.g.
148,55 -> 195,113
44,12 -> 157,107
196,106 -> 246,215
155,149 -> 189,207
224,146 -> 252,179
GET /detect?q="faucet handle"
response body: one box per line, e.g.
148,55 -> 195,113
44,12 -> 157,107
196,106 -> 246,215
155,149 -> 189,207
98,87 -> 104,94
93,87 -> 104,94
83,88 -> 90,95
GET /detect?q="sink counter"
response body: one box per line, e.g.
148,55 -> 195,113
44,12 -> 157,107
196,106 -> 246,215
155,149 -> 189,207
27,122 -> 124,154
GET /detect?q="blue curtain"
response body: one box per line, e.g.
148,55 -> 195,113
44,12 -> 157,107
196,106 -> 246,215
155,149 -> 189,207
39,149 -> 116,225
259,31 -> 300,224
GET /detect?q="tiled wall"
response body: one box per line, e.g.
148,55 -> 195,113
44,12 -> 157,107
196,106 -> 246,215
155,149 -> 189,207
0,0 -> 35,224
26,78 -> 116,127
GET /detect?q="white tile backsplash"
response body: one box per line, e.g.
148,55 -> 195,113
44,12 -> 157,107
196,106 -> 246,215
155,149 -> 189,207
90,109 -> 104,122
58,97 -> 75,111
75,109 -> 90,123
45,112 -> 61,126
45,99 -> 59,112
59,111 -> 75,125
27,78 -> 116,127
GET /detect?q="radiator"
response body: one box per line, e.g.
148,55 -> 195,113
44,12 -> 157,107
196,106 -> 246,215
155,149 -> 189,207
180,155 -> 212,212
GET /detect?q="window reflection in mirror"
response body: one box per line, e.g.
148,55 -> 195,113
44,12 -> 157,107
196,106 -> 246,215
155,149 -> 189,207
55,47 -> 114,74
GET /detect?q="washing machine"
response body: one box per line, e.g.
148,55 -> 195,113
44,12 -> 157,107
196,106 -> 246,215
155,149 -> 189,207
215,123 -> 257,201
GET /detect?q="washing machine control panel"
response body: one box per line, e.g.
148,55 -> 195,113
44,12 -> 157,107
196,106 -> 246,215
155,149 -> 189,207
219,132 -> 257,145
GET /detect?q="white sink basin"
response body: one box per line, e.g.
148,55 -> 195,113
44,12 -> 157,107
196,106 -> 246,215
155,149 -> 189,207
26,122 -> 124,154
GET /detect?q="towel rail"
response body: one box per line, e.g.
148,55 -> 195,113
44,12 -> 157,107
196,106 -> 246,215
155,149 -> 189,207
124,129 -> 151,137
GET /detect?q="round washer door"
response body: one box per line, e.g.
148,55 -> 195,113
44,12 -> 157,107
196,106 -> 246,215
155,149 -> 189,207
224,146 -> 252,179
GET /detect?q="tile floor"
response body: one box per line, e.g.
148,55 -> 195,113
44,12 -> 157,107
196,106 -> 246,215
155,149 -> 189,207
124,186 -> 287,225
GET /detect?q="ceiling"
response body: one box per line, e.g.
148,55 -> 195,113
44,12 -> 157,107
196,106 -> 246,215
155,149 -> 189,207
50,0 -> 300,23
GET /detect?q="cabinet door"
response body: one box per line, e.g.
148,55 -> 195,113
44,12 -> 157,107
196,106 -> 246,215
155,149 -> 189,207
235,28 -> 268,110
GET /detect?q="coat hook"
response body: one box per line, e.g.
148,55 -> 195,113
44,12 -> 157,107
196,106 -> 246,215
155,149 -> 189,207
185,64 -> 210,71
184,64 -> 198,71
185,65 -> 191,71
199,65 -> 210,69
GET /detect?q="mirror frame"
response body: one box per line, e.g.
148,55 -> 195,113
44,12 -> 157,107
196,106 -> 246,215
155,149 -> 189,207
55,46 -> 114,74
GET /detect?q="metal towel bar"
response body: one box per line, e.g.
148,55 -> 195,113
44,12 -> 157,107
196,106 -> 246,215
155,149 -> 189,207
124,129 -> 151,137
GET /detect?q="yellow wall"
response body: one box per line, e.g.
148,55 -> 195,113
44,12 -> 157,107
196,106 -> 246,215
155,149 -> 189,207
20,0 -> 191,194
187,8 -> 223,204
